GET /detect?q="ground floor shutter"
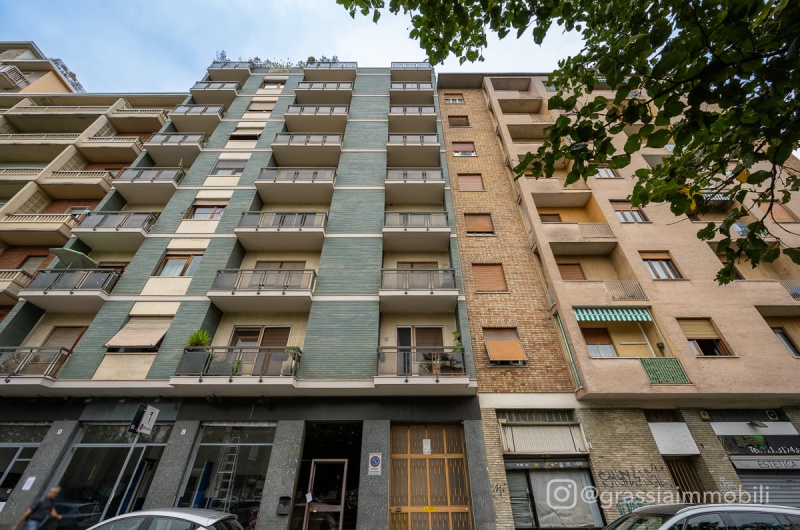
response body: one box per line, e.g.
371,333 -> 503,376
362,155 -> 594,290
737,471 -> 800,507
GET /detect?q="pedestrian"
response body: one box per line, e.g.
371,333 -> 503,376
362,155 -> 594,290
10,486 -> 63,530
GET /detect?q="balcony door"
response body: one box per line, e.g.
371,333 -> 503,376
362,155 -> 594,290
397,262 -> 437,290
229,326 -> 291,376
255,261 -> 306,289
396,326 -> 442,376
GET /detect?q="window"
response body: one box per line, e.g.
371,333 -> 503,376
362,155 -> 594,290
156,253 -> 202,277
557,263 -> 586,280
507,468 -> 603,529
20,256 -> 46,273
641,252 -> 681,279
453,142 -> 476,156
539,213 -> 562,223
582,328 -> 617,358
760,201 -> 798,222
458,173 -> 484,191
187,202 -> 226,220
247,100 -> 276,113
612,201 -> 648,223
685,513 -> 726,530
465,214 -> 494,234
773,328 -> 800,357
229,123 -> 262,141
717,255 -> 743,280
473,264 -> 507,292
448,115 -> 470,127
596,166 -> 619,179
260,80 -> 285,90
444,93 -> 465,104
105,317 -> 172,353
43,326 -> 87,351
544,84 -> 557,92
726,512 -> 788,530
210,159 -> 247,175
678,319 -> 732,357
483,328 -> 526,364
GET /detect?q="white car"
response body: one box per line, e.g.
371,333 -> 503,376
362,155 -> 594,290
86,509 -> 244,530
606,503 -> 800,530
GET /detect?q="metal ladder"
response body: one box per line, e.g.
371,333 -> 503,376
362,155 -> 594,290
208,436 -> 240,511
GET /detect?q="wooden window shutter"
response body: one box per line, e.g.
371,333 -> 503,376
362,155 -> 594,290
458,174 -> 484,191
640,251 -> 672,260
43,327 -> 87,350
581,328 -> 612,345
260,327 -> 291,346
414,327 -> 444,347
449,115 -> 470,127
677,319 -> 719,339
484,328 -> 526,361
611,201 -> 635,211
761,202 -> 798,222
453,142 -> 475,152
473,264 -> 507,291
465,214 -> 493,233
558,263 -> 586,280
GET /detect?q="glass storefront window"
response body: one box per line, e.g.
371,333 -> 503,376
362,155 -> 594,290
0,424 -> 49,512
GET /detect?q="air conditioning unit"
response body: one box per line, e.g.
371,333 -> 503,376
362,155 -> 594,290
765,410 -> 780,421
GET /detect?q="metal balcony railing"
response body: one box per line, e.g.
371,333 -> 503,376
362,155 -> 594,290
384,212 -> 448,228
212,269 -> 317,292
377,346 -> 465,378
26,269 -> 120,294
578,223 -> 615,238
285,105 -> 348,115
258,168 -> 336,183
387,134 -> 439,145
640,358 -> 691,384
381,269 -> 456,290
605,280 -> 647,301
176,346 -> 301,381
389,106 -> 436,115
0,168 -> 41,176
112,108 -> 168,119
0,269 -> 33,288
528,113 -> 554,123
0,347 -> 71,381
145,133 -> 207,147
191,81 -> 239,90
49,170 -> 114,183
238,212 -> 327,229
296,82 -> 352,90
209,61 -> 254,69
11,105 -> 110,113
386,168 -> 443,182
170,104 -> 225,116
781,280 -> 800,301
0,133 -> 79,141
2,213 -> 78,227
391,62 -> 431,69
115,167 -> 185,184
76,211 -> 158,231
85,136 -> 144,147
390,82 -> 433,90
305,62 -> 357,69
272,133 -> 342,146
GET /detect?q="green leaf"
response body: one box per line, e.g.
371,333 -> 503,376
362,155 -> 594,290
624,134 -> 641,154
646,129 -> 671,148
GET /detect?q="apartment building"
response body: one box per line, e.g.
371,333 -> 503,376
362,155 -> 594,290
0,49 -> 496,530
438,72 -> 800,528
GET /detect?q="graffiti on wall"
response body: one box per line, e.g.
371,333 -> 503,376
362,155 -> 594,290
596,464 -> 670,489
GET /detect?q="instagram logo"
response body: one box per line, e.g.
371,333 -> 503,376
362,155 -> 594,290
547,479 -> 578,509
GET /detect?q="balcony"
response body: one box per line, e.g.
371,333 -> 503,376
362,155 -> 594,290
0,269 -> 33,305
379,268 -> 458,312
390,62 -> 432,82
376,347 -> 470,393
382,212 -> 451,251
174,346 -> 301,384
190,81 -> 239,107
4,105 -> 110,133
385,168 -> 444,204
271,133 -> 342,166
0,65 -> 27,89
507,115 -> 555,139
577,355 -> 696,401
72,211 -> 158,251
304,62 -> 358,82
557,280 -> 649,307
284,105 -> 348,133
528,178 -> 591,207
255,167 -> 335,204
387,134 -> 441,167
0,168 -> 41,182
294,82 -> 353,105
390,82 -> 434,105
76,135 -> 144,163
538,222 -> 616,255
494,90 -> 543,114
38,170 -> 113,199
207,61 -> 254,82
168,104 -> 224,135
234,212 -> 327,251
388,106 -> 437,133
113,167 -> 185,204
0,213 -> 78,246
0,347 -> 71,382
0,134 -> 80,162
143,133 -> 207,166
20,268 -> 120,312
640,358 -> 691,384
107,108 -> 169,132
207,268 -> 316,312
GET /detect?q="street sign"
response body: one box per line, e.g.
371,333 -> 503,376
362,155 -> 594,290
369,453 -> 382,476
129,404 -> 160,435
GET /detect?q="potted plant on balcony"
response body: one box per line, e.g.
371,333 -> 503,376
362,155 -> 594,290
185,330 -> 212,375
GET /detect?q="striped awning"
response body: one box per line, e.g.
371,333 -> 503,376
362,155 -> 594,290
702,192 -> 732,202
574,308 -> 653,322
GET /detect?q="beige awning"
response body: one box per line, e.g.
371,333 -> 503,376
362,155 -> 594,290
105,317 -> 172,349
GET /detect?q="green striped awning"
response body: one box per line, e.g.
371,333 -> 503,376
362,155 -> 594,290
574,308 -> 653,322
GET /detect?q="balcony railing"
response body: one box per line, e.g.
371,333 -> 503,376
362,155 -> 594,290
209,61 -> 254,69
781,280 -> 800,301
10,105 -> 110,113
27,269 -> 120,294
170,104 -> 225,116
578,223 -> 615,238
285,105 -> 348,115
305,62 -> 357,69
258,168 -> 336,183
115,167 -> 185,184
176,346 -> 301,381
386,168 -> 443,182
49,170 -> 114,183
0,168 -> 40,176
388,134 -> 439,145
145,133 -> 207,147
76,211 -> 158,231
390,82 -> 433,90
112,108 -> 169,119
0,269 -> 33,288
85,136 -> 144,147
384,212 -> 448,228
605,280 -> 647,301
272,133 -> 342,146
389,106 -> 436,115
381,269 -> 456,290
377,346 -> 465,378
2,213 -> 78,227
639,358 -> 691,384
0,133 -> 79,141
191,81 -> 239,90
296,82 -> 352,90
0,347 -> 71,381
239,212 -> 327,229
211,269 -> 317,292
391,62 -> 431,69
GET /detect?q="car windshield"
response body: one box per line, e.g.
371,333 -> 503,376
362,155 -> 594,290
605,514 -> 676,530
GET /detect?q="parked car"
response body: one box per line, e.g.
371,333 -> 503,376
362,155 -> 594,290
86,508 -> 244,530
605,503 -> 800,530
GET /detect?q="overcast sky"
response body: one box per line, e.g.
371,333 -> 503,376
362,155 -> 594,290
0,0 -> 584,93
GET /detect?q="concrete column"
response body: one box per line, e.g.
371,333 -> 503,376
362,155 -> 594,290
356,420 -> 389,530
464,419 -> 496,530
256,420 -> 304,530
480,408 -> 514,530
142,421 -> 200,510
0,420 -> 79,527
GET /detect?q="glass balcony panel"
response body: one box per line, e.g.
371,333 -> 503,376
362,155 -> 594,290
275,134 -> 291,143
429,213 -> 449,227
295,170 -> 314,181
308,135 -> 324,144
407,170 -> 424,180
239,212 -> 261,227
